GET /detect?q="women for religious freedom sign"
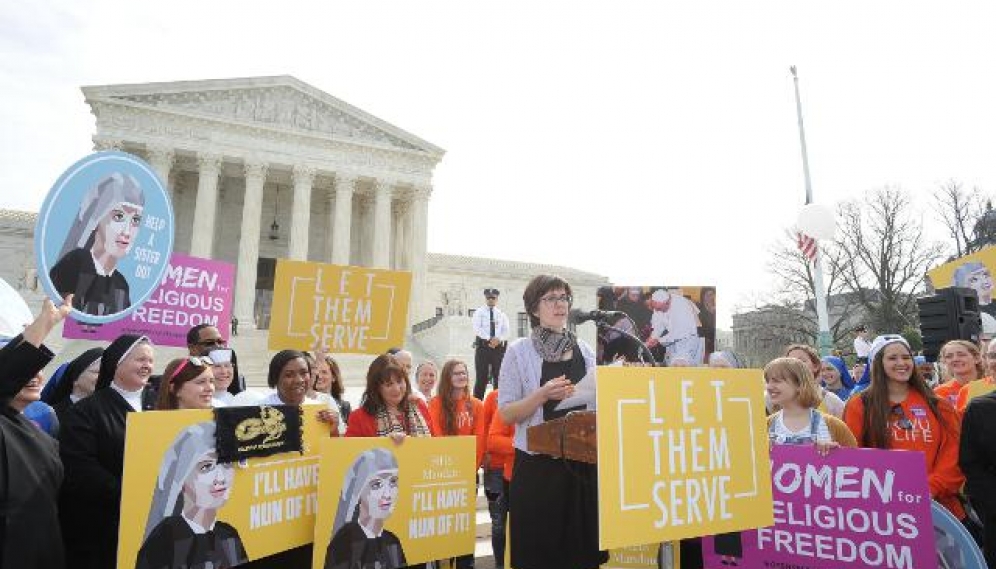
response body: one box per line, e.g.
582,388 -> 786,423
63,253 -> 233,346
596,366 -> 773,549
702,445 -> 938,569
35,150 -> 174,324
268,260 -> 411,354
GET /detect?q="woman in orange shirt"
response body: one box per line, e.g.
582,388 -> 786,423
483,389 -> 514,569
843,335 -> 965,519
427,359 -> 486,569
934,339 -> 987,408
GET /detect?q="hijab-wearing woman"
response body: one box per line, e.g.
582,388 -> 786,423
345,354 -> 433,441
136,422 -> 247,569
156,357 -> 216,410
784,344 -> 845,417
498,274 -> 607,569
259,350 -> 340,435
43,347 -> 103,422
60,333 -> 156,569
843,335 -> 965,520
0,296 -> 71,568
325,448 -> 406,569
819,356 -> 855,402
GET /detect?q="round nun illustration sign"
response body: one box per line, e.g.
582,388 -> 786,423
35,151 -> 174,324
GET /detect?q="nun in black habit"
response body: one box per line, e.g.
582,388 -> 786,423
59,333 -> 156,569
42,347 -> 103,423
0,296 -> 72,569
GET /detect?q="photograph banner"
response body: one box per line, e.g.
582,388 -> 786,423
701,445 -> 938,569
35,150 -> 174,324
268,260 -> 411,353
63,253 -> 233,345
311,436 -> 476,569
117,409 -> 327,568
926,245 -> 996,316
595,286 -> 716,366
597,366 -> 772,549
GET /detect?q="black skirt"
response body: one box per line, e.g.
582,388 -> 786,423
509,449 -> 607,569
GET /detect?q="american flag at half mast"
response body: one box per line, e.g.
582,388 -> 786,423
796,231 -> 818,262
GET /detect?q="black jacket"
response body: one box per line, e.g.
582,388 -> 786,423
59,385 -> 150,569
960,391 -> 996,519
0,335 -> 65,569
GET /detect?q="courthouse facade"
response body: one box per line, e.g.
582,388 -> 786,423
2,76 -> 607,360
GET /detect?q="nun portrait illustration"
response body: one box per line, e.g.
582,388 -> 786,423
326,448 -> 406,569
136,422 -> 248,569
48,172 -> 144,316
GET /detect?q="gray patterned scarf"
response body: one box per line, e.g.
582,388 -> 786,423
531,326 -> 577,362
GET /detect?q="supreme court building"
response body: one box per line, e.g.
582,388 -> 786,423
1,76 -> 607,364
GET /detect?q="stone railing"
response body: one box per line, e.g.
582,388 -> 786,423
411,314 -> 443,335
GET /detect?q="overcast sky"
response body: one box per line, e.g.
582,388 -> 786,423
2,1 -> 994,329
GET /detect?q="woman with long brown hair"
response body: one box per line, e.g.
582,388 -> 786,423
427,359 -> 486,568
843,335 -> 965,519
345,354 -> 433,440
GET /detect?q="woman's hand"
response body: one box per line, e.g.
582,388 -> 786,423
540,376 -> 575,402
814,440 -> 839,457
388,431 -> 406,445
23,295 -> 73,348
316,408 -> 340,433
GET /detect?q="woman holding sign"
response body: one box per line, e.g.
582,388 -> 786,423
843,335 -> 966,521
498,274 -> 608,569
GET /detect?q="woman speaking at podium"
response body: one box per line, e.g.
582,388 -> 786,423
498,274 -> 607,569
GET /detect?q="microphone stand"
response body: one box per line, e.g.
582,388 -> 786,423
595,318 -> 659,366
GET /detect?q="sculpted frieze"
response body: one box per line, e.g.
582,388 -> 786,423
110,87 -> 422,152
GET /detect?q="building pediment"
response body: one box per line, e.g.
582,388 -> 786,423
83,76 -> 444,157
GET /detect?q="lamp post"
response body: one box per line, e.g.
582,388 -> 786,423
791,66 -> 835,357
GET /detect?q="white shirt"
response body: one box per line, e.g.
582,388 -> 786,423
854,336 -> 871,358
472,304 -> 510,341
650,296 -> 700,342
110,382 -> 144,412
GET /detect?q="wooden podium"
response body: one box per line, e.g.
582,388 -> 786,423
526,411 -> 597,464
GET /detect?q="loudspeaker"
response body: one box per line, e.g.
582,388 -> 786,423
918,287 -> 982,362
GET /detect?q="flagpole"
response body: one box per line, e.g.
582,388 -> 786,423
791,66 -> 833,357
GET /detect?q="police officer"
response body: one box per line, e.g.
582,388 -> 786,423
472,288 -> 509,399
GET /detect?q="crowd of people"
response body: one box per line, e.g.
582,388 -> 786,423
8,280 -> 996,569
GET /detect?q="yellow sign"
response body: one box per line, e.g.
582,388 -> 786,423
269,260 -> 412,353
311,437 -> 476,569
596,367 -> 773,549
602,543 -> 680,568
118,409 -> 326,568
927,245 -> 996,311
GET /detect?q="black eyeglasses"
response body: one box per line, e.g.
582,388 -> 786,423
891,404 -> 913,430
197,338 -> 226,347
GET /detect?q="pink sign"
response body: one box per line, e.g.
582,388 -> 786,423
703,445 -> 937,569
63,254 -> 234,348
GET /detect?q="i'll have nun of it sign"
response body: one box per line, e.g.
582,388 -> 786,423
596,367 -> 774,550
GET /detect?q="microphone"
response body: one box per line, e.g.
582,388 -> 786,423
570,308 -> 626,325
